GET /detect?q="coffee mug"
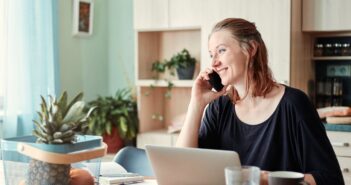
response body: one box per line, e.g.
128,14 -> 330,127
268,171 -> 309,185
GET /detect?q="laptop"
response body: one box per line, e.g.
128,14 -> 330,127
145,145 -> 241,185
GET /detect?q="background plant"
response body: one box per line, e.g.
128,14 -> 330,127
151,60 -> 168,74
149,48 -> 195,98
167,49 -> 196,69
86,88 -> 138,140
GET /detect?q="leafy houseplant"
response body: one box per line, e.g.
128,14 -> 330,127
149,48 -> 196,99
151,49 -> 196,80
86,88 -> 138,153
151,60 -> 167,74
168,49 -> 196,79
29,92 -> 95,184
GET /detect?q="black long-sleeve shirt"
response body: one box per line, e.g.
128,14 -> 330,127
198,86 -> 344,185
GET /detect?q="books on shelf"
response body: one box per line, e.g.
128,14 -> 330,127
317,106 -> 351,119
99,162 -> 144,185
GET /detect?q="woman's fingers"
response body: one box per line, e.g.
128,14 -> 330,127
260,171 -> 269,185
205,67 -> 213,74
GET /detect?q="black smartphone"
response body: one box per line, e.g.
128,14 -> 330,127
208,71 -> 224,92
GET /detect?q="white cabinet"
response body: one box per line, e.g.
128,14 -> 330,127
134,2 -> 201,147
133,0 -> 202,30
137,130 -> 179,149
133,0 -> 168,29
303,0 -> 351,32
168,0 -> 202,28
327,131 -> 351,184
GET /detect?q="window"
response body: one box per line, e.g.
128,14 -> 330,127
0,0 -> 5,113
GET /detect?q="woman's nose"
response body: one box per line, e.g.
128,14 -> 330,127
211,55 -> 220,67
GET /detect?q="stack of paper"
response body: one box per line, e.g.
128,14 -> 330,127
99,174 -> 144,185
99,162 -> 144,185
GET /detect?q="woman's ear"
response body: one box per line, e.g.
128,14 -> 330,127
248,40 -> 258,57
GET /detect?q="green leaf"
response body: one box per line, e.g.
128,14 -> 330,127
64,92 -> 83,116
106,121 -> 112,135
58,91 -> 68,113
62,101 -> 85,123
119,117 -> 127,133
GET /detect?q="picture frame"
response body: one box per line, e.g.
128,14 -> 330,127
72,0 -> 94,37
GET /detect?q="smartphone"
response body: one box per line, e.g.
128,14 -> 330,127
208,71 -> 224,92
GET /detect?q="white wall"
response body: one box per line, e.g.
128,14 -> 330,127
107,0 -> 135,95
58,0 -> 136,100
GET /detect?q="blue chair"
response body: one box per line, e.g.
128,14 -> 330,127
113,146 -> 154,176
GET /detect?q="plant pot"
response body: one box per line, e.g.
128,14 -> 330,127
102,127 -> 124,153
176,63 -> 195,80
1,135 -> 106,185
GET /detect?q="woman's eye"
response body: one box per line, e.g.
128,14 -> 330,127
218,48 -> 226,54
209,54 -> 213,58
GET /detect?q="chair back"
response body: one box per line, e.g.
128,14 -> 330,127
113,146 -> 154,176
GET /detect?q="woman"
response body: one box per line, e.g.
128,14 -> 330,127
176,18 -> 344,185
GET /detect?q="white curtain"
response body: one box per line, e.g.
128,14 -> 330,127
0,0 -> 60,139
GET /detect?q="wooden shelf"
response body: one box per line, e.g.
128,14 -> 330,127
136,80 -> 194,87
313,56 -> 351,61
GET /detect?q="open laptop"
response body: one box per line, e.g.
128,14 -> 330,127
145,145 -> 241,185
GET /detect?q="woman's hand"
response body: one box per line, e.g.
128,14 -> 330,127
260,170 -> 269,185
190,68 -> 226,108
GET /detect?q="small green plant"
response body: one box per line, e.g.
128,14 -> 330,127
167,49 -> 196,70
149,49 -> 196,98
151,60 -> 168,74
86,88 -> 138,140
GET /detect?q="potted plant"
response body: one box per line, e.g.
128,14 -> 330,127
22,91 -> 98,184
149,49 -> 196,99
151,49 -> 196,80
167,48 -> 196,80
86,88 -> 138,153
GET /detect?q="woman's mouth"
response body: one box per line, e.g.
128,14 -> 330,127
216,67 -> 227,74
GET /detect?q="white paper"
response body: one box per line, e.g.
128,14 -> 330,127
100,162 -> 128,176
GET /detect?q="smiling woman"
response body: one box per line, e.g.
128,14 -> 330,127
176,18 -> 344,185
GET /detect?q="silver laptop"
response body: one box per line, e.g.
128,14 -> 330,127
145,145 -> 241,185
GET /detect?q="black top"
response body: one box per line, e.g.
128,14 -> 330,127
199,86 -> 344,185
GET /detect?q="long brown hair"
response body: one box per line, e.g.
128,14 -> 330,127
210,18 -> 276,102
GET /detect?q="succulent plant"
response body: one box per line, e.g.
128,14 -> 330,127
27,91 -> 96,185
32,91 -> 95,144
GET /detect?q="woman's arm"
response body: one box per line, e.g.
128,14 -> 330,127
175,100 -> 205,147
176,69 -> 226,147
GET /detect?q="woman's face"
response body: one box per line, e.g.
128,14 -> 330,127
208,30 -> 250,86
